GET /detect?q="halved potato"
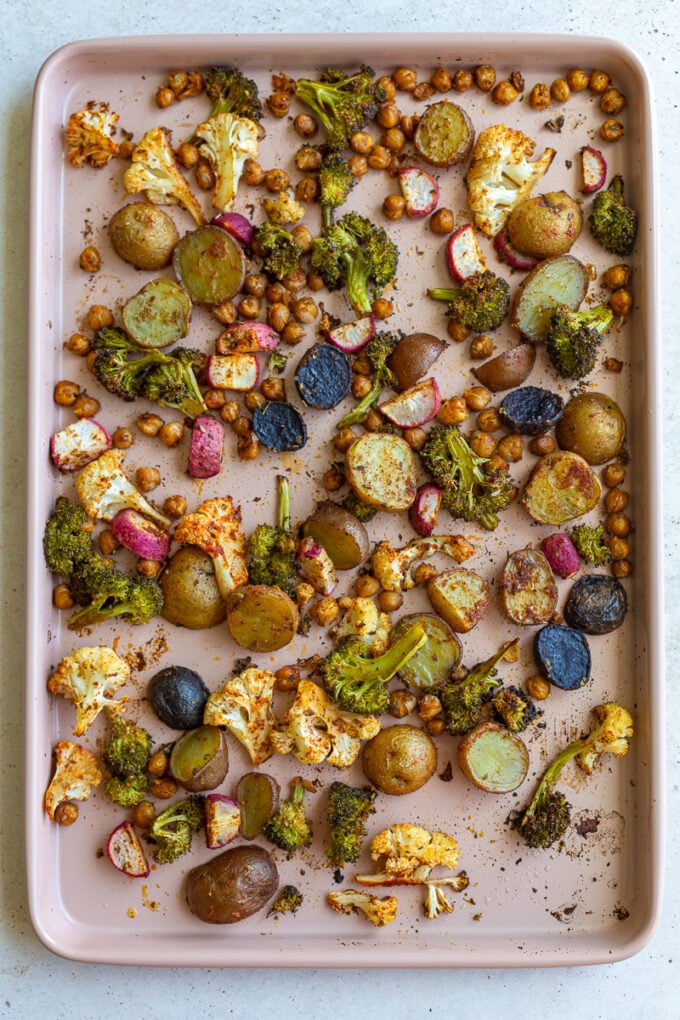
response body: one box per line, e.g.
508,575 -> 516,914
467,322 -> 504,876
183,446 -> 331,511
169,725 -> 228,793
414,101 -> 474,167
511,255 -> 589,342
226,584 -> 299,652
345,433 -> 417,512
302,501 -> 369,570
387,332 -> 448,392
500,548 -> 558,626
427,568 -> 489,633
521,451 -> 601,525
473,343 -> 536,392
458,721 -> 529,793
506,191 -> 583,260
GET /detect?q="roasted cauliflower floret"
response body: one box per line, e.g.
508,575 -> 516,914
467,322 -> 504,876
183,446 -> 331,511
65,102 -> 119,168
124,126 -> 206,225
262,188 -> 305,225
75,449 -> 172,529
44,740 -> 103,820
330,596 -> 391,654
371,535 -> 475,593
466,124 -> 556,237
203,667 -> 276,766
174,496 -> 248,601
575,702 -> 634,775
194,112 -> 259,212
47,646 -> 130,736
327,888 -> 399,927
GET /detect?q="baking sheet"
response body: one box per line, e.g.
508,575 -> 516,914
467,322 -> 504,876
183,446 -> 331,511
26,33 -> 664,967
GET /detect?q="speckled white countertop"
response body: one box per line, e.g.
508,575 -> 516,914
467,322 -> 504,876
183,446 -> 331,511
2,2 -> 678,1016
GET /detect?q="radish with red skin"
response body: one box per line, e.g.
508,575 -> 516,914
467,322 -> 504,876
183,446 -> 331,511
50,418 -> 111,472
106,821 -> 150,878
205,795 -> 241,849
541,533 -> 581,578
216,321 -> 279,354
409,483 -> 443,536
188,416 -> 225,479
324,315 -> 375,354
205,353 -> 260,391
111,509 -> 171,561
580,146 -> 607,194
378,377 -> 441,428
211,211 -> 254,246
493,232 -> 539,272
397,167 -> 440,219
446,224 -> 488,282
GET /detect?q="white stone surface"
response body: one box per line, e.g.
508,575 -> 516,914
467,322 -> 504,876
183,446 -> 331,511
1,2 -> 678,1017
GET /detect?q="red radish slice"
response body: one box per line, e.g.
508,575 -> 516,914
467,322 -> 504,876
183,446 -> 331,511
106,821 -> 150,878
580,146 -> 607,194
325,315 -> 375,353
50,418 -> 111,472
205,353 -> 260,391
397,167 -> 440,219
541,532 -> 581,578
188,415 -> 224,478
493,232 -> 539,271
446,224 -> 488,281
205,795 -> 241,849
111,509 -> 171,561
216,321 -> 279,354
211,211 -> 254,246
409,483 -> 443,536
379,377 -> 441,428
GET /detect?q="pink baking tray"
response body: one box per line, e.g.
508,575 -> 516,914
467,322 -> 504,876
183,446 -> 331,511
26,33 -> 664,967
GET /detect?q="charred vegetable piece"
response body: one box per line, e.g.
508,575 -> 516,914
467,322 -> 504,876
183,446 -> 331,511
511,254 -> 589,343
563,574 -> 628,634
169,725 -> 229,793
362,724 -> 437,796
107,821 -> 150,878
534,623 -> 591,690
391,612 -> 461,691
345,433 -> 418,512
147,665 -> 210,730
414,100 -> 474,167
426,567 -> 489,633
186,844 -> 278,924
499,386 -> 564,436
122,278 -> 192,349
386,332 -> 447,392
215,321 -> 279,354
445,224 -> 488,282
237,772 -> 280,840
294,342 -> 351,409
205,795 -> 241,849
173,224 -> 247,304
252,401 -> 307,452
325,781 -> 377,866
160,547 -> 228,630
457,721 -> 529,793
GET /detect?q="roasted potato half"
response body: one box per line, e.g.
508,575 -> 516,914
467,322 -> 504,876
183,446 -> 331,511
427,567 -> 489,633
500,548 -> 558,626
521,451 -> 601,525
345,433 -> 418,512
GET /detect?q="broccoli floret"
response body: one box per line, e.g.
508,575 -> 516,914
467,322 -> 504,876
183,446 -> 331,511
490,685 -> 540,733
268,884 -> 304,916
570,523 -> 613,566
254,221 -> 303,281
341,490 -> 378,523
142,347 -> 207,418
336,329 -> 402,429
518,702 -> 634,848
429,270 -> 510,332
588,174 -> 638,256
43,497 -> 94,577
321,622 -> 426,715
105,772 -> 149,808
311,212 -> 398,316
545,303 -> 614,379
318,150 -> 356,229
419,424 -> 514,531
325,781 -> 377,867
440,640 -> 517,736
103,711 -> 152,777
294,65 -> 385,149
67,560 -> 164,630
263,780 -> 313,854
204,66 -> 262,121
145,796 -> 205,864
246,475 -> 297,597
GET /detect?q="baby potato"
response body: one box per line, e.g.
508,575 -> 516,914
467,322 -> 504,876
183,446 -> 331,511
362,724 -> 437,795
506,191 -> 583,259
500,548 -> 558,626
427,567 -> 489,633
108,202 -> 179,269
186,845 -> 278,924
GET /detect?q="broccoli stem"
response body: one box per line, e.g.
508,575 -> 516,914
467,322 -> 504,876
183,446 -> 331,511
276,474 -> 291,533
358,623 -> 427,683
336,376 -> 382,429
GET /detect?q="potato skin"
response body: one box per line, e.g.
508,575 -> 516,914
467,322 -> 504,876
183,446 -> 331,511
473,343 -> 536,392
226,584 -> 299,652
186,845 -> 278,924
302,501 -> 369,570
160,547 -> 227,629
521,451 -> 601,525
427,567 -> 489,633
387,333 -> 448,392
362,725 -> 437,795
507,191 -> 583,259
555,392 -> 626,465
108,202 -> 179,269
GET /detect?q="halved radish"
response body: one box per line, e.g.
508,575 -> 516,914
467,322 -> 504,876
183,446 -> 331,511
205,794 -> 241,849
397,167 -> 440,219
446,224 -> 488,282
457,721 -> 529,793
211,211 -> 254,246
324,315 -> 375,353
106,820 -> 150,878
205,353 -> 260,391
408,483 -> 443,536
111,508 -> 171,561
580,146 -> 607,194
50,418 -> 111,472
379,378 -> 441,428
215,321 -> 279,354
493,232 -> 539,272
188,415 -> 224,479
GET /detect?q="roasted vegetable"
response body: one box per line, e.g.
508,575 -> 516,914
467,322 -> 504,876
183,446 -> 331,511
203,667 -> 276,766
563,574 -> 628,635
43,497 -> 94,578
302,501 -> 369,570
439,640 -> 517,736
169,725 -> 229,793
345,433 -> 418,512
521,451 -> 601,525
294,64 -> 385,149
294,342 -> 351,410
545,303 -> 614,379
457,721 -> 529,793
511,254 -> 589,343
66,102 -> 119,168
147,665 -> 210,730
173,223 -> 247,304
555,392 -> 626,465
506,191 -> 583,259
124,126 -> 205,225
310,211 -> 398,316
145,796 -> 205,864
570,523 -> 613,566
336,329 -> 402,429
391,613 -> 462,692
327,888 -> 398,926
269,885 -> 304,916
67,558 -> 164,630
325,781 -> 377,866
534,623 -> 591,690
362,725 -> 437,796
429,269 -> 511,333
108,202 -> 179,270
426,567 -> 490,634
174,496 -> 248,602
44,740 -> 103,821
318,149 -> 356,229
588,174 -> 638,256
413,101 -> 474,167
204,66 -> 263,121
499,547 -> 558,626
186,844 -> 278,923
160,547 -> 228,630
254,221 -> 303,282
263,779 -> 313,854
371,534 -> 474,592
246,475 -> 297,598
103,710 -> 152,807
47,646 -> 130,737
498,386 -> 564,436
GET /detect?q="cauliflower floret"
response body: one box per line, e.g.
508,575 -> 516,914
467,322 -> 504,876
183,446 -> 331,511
576,702 -> 634,775
174,496 -> 248,601
270,679 -> 380,768
124,126 -> 206,225
203,667 -> 276,766
44,740 -> 103,820
330,596 -> 391,654
47,646 -> 130,736
466,124 -> 556,237
262,188 -> 305,225
65,102 -> 119,168
371,535 -> 475,593
327,888 -> 399,927
295,536 -> 338,597
75,449 -> 171,529
194,112 -> 259,212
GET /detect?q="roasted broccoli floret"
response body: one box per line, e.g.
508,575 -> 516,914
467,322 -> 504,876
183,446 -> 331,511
43,497 -> 93,577
570,523 -> 613,565
204,66 -> 263,120
145,796 -> 205,864
321,622 -> 426,715
268,885 -> 304,916
103,711 -> 152,778
67,559 -> 164,630
318,149 -> 356,229
254,221 -> 303,281
419,423 -> 514,531
546,303 -> 614,379
490,685 -> 540,733
311,212 -> 398,316
588,174 -> 638,256
440,640 -> 517,736
326,781 -> 377,867
336,329 -> 402,429
105,773 -> 149,808
294,65 -> 385,149
518,702 -> 634,849
246,474 -> 297,597
429,269 -> 511,332
341,490 -> 378,522
263,779 -> 313,854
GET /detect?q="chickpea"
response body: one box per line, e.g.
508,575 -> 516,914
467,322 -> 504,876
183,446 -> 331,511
437,395 -> 468,425
134,413 -> 163,438
130,801 -> 156,829
497,433 -> 524,463
371,298 -> 393,320
550,78 -> 571,103
159,421 -> 185,447
566,68 -> 590,92
150,777 -> 178,799
265,282 -> 287,304
261,377 -> 286,402
526,675 -> 551,700
476,407 -> 502,432
415,81 -> 436,101
392,67 -> 417,92
195,160 -> 215,190
464,385 -> 492,410
264,167 -> 289,192
237,431 -> 260,461
367,145 -> 392,170
329,430 -> 354,457
293,296 -> 318,323
230,414 -> 253,436
475,65 -> 496,92
244,390 -> 266,412
293,112 -> 317,138
323,464 -> 344,492
605,488 -> 629,513
354,573 -> 380,598
352,375 -> 373,400
295,176 -> 319,203
237,295 -> 261,319
204,388 -> 226,411
283,267 -> 307,292
138,558 -> 162,578
72,393 -> 101,419
156,86 -> 175,108
491,81 -> 518,105
528,82 -> 551,110
163,494 -> 187,519
612,559 -> 634,579
243,273 -> 267,298
609,289 -> 633,317
377,101 -> 400,130
306,270 -> 325,291
376,590 -> 402,613
292,225 -> 314,254
429,207 -> 454,235
295,145 -> 322,171
266,92 -> 290,117
274,666 -> 301,692
529,434 -> 556,456
98,529 -> 120,556
607,536 -> 632,560
219,400 -> 240,424
309,596 -> 340,627
348,154 -> 369,177
430,67 -> 452,92
243,158 -> 265,185
603,463 -> 626,488
469,430 -> 497,458
469,334 -> 494,360
348,131 -> 373,156
148,750 -> 169,776
383,127 -> 406,151
589,69 -> 611,94
267,302 -> 291,332
600,119 -> 624,142
118,139 -> 134,160
453,69 -> 474,92
135,466 -> 161,492
377,75 -> 397,100
606,512 -> 632,538
604,357 -> 624,373
364,408 -> 387,431
403,426 -> 427,451
389,689 -> 418,719
447,321 -> 470,343
418,693 -> 443,721
65,332 -> 90,356
87,304 -> 114,331
600,87 -> 626,114
212,299 -> 237,325
603,263 -> 632,289
412,562 -> 438,586
399,114 -> 418,140
175,142 -> 200,169
55,802 -> 79,826
54,379 -> 80,406
485,452 -> 509,475
167,69 -> 202,98
383,194 -> 406,221
79,245 -> 101,272
281,322 -> 305,345
426,718 -> 446,737
53,583 -> 75,610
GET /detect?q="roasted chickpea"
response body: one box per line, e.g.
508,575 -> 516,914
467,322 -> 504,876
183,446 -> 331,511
55,802 -> 79,826
112,426 -> 134,450
497,433 -> 524,462
364,408 -> 387,432
612,559 -> 634,578
323,464 -> 344,492
65,332 -> 90,356
604,357 -> 624,373
372,297 -> 393,320
474,65 -> 496,92
309,596 -> 340,626
412,562 -> 438,586
606,512 -> 632,538
266,92 -> 290,117
383,127 -> 406,151
130,801 -> 156,829
243,158 -> 265,185
137,558 -> 162,578
237,295 -> 260,320
464,385 -> 492,410
230,414 -> 252,438
265,167 -> 289,192
79,245 -> 101,272
429,207 -> 454,235
453,69 -> 474,92
281,322 -> 305,345
352,375 -> 373,400
378,590 -> 404,613
399,114 -> 418,140
417,693 -> 443,721
603,263 -> 632,289
389,689 -> 418,719
589,69 -> 611,94
603,463 -> 626,488
377,75 -> 397,100
392,67 -> 417,92
147,751 -> 169,776
293,112 -> 317,138
261,377 -> 286,403
162,494 -> 187,519
53,583 -> 75,610
348,154 -> 369,177
430,67 -> 452,92
403,426 -> 427,451
295,176 -> 319,203
330,428 -> 355,456
377,101 -> 401,129
97,529 -> 119,556
566,68 -> 590,92
283,267 -> 307,292
136,412 -> 164,437
159,421 -> 185,447
212,299 -> 237,325
469,334 -> 494,360
243,273 -> 267,298
426,718 -> 446,737
54,379 -> 80,406
383,194 -> 406,221
485,452 -> 509,475
266,302 -> 290,332
529,82 -> 551,109
491,81 -> 518,105
195,160 -> 215,190
156,86 -> 175,109
607,535 -> 632,560
605,488 -> 629,513
219,400 -> 240,424
237,431 -> 260,461
609,289 -> 633,317
291,296 -> 317,324
135,466 -> 161,492
150,778 -> 178,799
244,390 -> 266,412
529,434 -> 556,456
413,81 -> 435,101
204,388 -> 226,411
476,407 -> 502,432
295,145 -> 322,171
306,270 -> 325,291
350,130 -> 374,154
175,142 -> 200,169
601,119 -> 624,142
447,321 -> 470,343
550,78 -> 571,102
87,304 -> 113,331
274,666 -> 301,692
292,225 -> 314,254
72,393 -> 101,419
526,675 -> 550,700
438,395 -> 468,425
468,430 -> 497,458
265,282 -> 287,304
600,87 -> 626,114
354,573 -> 380,598
367,145 -> 391,170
